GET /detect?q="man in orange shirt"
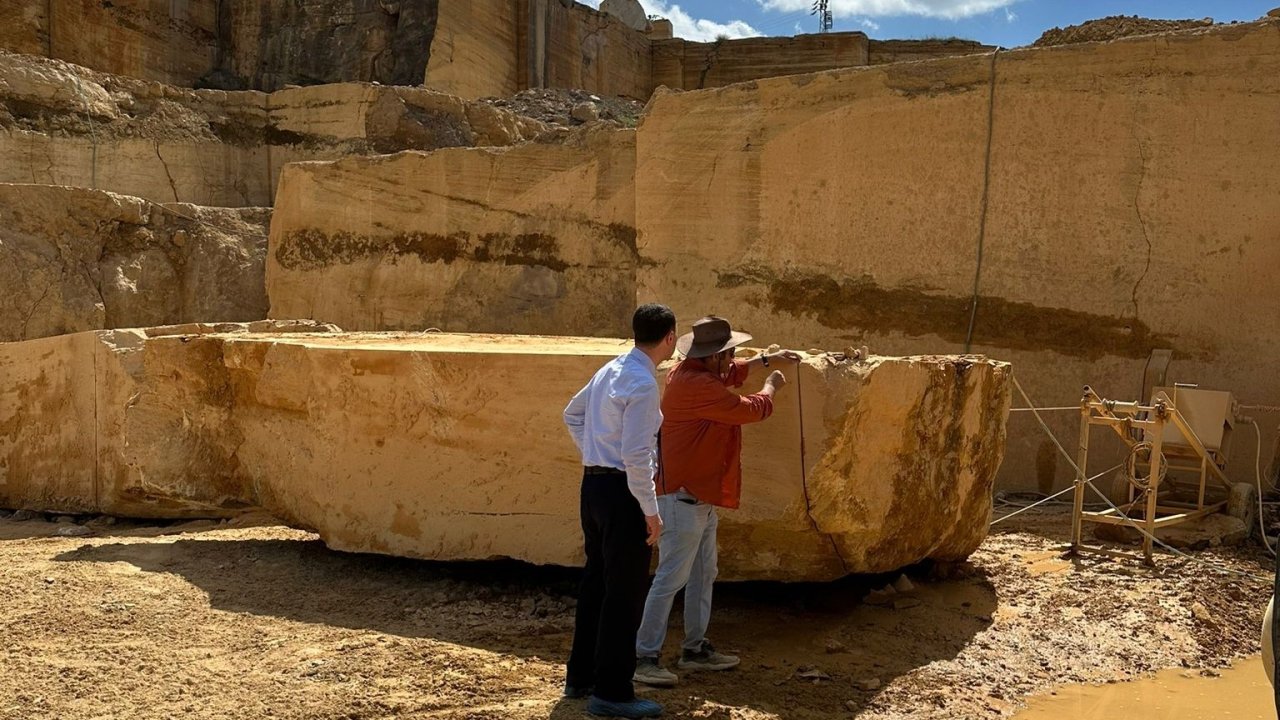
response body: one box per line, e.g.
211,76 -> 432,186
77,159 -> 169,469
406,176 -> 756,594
633,316 -> 799,687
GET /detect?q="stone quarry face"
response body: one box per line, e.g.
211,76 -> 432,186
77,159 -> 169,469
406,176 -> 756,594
634,20 -> 1280,495
0,51 -> 547,207
0,184 -> 270,342
0,325 -> 1009,581
267,126 -> 638,338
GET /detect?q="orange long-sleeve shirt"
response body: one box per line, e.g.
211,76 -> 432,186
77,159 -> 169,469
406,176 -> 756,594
656,358 -> 773,509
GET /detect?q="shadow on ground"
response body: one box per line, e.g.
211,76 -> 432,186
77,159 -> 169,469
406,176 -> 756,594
55,534 -> 996,716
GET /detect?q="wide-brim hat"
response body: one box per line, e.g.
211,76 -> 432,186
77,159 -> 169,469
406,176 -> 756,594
677,316 -> 752,359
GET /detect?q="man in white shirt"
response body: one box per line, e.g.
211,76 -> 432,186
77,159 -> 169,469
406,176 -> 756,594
563,303 -> 676,719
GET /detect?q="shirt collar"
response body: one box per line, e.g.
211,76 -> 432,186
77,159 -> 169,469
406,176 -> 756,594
628,346 -> 657,374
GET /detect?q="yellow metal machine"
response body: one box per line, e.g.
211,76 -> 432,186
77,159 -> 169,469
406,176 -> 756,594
1071,384 -> 1243,564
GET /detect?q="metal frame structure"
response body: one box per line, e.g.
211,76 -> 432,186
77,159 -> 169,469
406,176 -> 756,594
1071,386 -> 1233,564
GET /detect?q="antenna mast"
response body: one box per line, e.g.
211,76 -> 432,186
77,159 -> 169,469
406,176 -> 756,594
810,0 -> 833,33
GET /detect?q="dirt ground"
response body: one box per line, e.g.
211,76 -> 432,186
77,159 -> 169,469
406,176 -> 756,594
0,506 -> 1270,720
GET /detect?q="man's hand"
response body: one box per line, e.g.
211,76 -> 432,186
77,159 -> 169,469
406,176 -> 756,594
764,369 -> 787,393
770,350 -> 803,364
645,514 -> 663,546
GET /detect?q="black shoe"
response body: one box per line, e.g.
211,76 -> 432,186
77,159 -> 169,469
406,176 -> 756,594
564,683 -> 593,699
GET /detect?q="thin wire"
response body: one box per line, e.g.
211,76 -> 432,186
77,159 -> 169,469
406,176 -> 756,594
990,463 -> 1122,526
1250,420 -> 1276,555
963,49 -> 1000,353
1009,406 -> 1079,413
794,366 -> 850,574
1011,376 -> 1080,474
68,74 -> 99,189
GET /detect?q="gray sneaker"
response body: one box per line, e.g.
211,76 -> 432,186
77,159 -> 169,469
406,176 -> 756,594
633,657 -> 679,687
677,641 -> 740,672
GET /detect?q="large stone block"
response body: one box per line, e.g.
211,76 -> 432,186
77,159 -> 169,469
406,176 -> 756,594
0,322 -> 330,517
0,326 -> 1009,580
267,126 -> 638,337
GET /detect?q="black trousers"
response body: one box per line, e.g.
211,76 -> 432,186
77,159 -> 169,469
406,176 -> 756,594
566,469 -> 653,702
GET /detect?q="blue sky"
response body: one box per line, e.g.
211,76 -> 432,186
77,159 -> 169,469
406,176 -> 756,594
580,1 -> 1278,44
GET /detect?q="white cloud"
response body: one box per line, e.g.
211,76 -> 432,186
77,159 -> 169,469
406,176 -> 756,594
757,0 -> 1018,21
860,18 -> 881,30
580,0 -> 761,41
640,0 -> 761,40
1004,7 -> 1016,22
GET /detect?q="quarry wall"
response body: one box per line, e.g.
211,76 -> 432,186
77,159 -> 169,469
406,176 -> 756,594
0,52 -> 546,207
651,33 -> 869,91
0,0 -> 439,91
1,1 -> 973,100
635,21 -> 1280,493
868,38 -> 995,64
267,127 -> 638,337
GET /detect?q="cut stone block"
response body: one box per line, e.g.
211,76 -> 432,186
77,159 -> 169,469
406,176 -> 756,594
267,127 -> 638,338
0,327 -> 1010,580
0,184 -> 270,342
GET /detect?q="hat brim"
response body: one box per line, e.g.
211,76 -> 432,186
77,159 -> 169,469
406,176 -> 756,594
677,330 -> 753,359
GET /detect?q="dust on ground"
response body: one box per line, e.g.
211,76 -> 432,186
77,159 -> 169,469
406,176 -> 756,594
0,506 -> 1270,719
1033,15 -> 1217,47
481,89 -> 645,128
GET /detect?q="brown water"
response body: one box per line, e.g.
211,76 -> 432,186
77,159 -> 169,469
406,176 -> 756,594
1015,655 -> 1273,719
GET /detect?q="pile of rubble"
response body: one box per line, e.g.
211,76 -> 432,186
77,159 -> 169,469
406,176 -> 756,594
1034,15 -> 1216,46
481,88 -> 645,127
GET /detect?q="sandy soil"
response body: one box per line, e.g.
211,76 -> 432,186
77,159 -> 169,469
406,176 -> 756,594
0,507 -> 1270,719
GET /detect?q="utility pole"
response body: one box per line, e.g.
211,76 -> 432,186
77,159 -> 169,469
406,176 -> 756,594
811,0 -> 833,33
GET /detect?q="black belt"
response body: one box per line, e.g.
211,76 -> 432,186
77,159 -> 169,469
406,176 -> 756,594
584,466 -> 625,476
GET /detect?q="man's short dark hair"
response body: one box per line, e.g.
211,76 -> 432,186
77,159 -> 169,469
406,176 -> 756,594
633,303 -> 675,345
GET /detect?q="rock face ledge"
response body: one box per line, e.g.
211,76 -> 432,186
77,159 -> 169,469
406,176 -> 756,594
0,184 -> 271,342
0,326 -> 1010,581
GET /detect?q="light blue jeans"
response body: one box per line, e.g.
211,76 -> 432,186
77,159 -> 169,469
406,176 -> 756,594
636,491 -> 718,659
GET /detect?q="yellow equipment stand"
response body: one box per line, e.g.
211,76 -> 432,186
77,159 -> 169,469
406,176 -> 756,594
1071,386 -> 1233,565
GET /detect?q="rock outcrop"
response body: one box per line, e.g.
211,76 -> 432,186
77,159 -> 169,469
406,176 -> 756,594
867,38 -> 995,64
600,0 -> 649,32
651,33 -> 869,91
0,326 -> 1010,581
0,51 -> 547,206
0,184 -> 270,342
206,0 -> 440,91
267,126 -> 638,337
1034,15 -> 1215,47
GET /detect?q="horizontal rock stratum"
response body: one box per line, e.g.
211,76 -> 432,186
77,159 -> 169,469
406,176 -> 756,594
0,324 -> 1010,580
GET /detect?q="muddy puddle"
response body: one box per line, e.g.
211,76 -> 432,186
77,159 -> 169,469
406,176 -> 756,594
1015,655 -> 1272,719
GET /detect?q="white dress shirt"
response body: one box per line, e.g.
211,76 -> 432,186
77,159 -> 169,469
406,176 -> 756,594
563,347 -> 662,517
